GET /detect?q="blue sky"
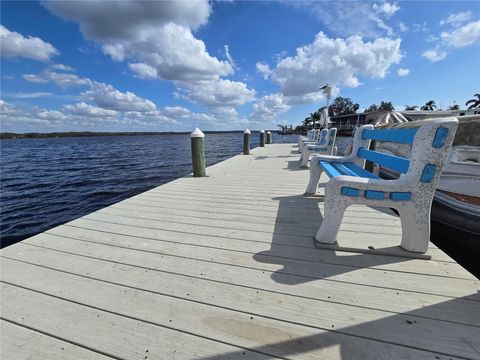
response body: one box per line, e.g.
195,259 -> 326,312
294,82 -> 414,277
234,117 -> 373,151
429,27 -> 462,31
1,1 -> 479,132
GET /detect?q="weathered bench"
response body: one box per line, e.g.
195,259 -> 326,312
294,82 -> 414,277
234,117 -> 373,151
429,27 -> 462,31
301,128 -> 337,167
298,129 -> 317,148
299,129 -> 326,159
304,118 -> 459,253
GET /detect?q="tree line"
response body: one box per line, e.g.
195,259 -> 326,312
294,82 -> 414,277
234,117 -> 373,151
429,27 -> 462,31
302,93 -> 480,126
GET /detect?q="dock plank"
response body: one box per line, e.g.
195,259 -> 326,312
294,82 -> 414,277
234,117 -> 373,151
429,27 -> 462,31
4,242 -> 478,327
1,143 -> 478,360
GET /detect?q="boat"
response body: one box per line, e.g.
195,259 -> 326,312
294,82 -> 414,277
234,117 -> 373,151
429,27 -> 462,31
373,114 -> 480,236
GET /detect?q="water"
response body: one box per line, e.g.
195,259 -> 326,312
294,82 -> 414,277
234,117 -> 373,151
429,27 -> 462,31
0,132 -> 295,247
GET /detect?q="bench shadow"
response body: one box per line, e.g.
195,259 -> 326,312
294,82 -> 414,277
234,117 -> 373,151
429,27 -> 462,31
197,293 -> 480,360
253,192 -> 410,286
285,159 -> 308,171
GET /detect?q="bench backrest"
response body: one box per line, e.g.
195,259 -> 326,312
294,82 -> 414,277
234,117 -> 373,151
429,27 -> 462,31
317,129 -> 328,145
327,128 -> 337,154
357,118 -> 458,186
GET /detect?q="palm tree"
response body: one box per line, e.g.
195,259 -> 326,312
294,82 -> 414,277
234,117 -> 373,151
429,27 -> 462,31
420,100 -> 436,111
447,104 -> 460,110
404,105 -> 418,110
466,94 -> 480,109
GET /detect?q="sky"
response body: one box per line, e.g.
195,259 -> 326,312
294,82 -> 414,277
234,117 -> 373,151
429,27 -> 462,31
1,0 -> 479,133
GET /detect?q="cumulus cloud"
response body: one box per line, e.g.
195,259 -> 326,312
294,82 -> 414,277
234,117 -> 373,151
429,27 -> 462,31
421,49 -> 447,62
396,68 -> 410,76
175,79 -> 255,108
4,92 -> 53,99
422,20 -> 480,62
82,82 -> 157,112
440,20 -> 480,48
129,62 -> 158,79
42,1 -> 232,82
0,25 -> 58,62
263,32 -> 402,104
42,0 -> 211,39
440,11 -> 472,27
23,70 -> 91,88
63,102 -> 118,117
399,21 -> 408,32
50,63 -> 75,72
251,93 -> 290,120
256,62 -> 272,79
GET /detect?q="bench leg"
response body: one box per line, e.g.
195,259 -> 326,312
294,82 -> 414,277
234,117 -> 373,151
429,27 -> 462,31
397,205 -> 430,253
301,148 -> 310,167
305,160 -> 323,194
314,201 -> 347,244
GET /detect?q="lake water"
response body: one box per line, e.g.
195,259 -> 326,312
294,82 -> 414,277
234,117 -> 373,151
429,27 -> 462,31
0,132 -> 298,247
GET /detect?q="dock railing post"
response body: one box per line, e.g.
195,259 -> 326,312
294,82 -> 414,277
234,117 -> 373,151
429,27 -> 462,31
266,131 -> 272,144
243,129 -> 251,155
191,128 -> 206,177
260,130 -> 265,147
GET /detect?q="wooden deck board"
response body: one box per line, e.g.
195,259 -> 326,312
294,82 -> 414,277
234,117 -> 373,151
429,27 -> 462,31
1,143 -> 479,360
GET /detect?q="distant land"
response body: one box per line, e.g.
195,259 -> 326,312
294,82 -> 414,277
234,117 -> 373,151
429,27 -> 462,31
0,130 -> 276,140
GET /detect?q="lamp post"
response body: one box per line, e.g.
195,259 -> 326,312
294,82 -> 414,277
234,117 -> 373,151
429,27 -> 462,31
320,84 -> 332,129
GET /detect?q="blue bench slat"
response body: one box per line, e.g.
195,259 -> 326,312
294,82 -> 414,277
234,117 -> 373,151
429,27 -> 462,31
365,190 -> 385,200
341,187 -> 360,196
420,164 -> 436,183
390,192 -> 412,201
357,148 -> 410,174
319,160 -> 342,178
362,128 -> 417,144
330,162 -> 357,177
343,162 -> 381,179
432,127 -> 448,148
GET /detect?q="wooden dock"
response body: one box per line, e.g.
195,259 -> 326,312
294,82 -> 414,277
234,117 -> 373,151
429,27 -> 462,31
1,143 -> 479,360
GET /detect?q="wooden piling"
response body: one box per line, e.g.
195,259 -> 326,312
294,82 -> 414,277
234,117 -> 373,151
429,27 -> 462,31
191,128 -> 206,177
243,129 -> 251,155
260,130 -> 265,147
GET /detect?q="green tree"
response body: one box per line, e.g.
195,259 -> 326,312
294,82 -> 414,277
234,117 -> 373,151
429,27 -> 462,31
466,94 -> 480,109
447,104 -> 460,110
404,105 -> 418,110
421,100 -> 437,111
378,101 -> 395,111
328,97 -> 360,117
365,104 -> 378,112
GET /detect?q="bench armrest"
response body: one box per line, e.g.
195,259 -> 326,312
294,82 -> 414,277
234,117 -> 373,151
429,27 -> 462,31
327,175 -> 406,193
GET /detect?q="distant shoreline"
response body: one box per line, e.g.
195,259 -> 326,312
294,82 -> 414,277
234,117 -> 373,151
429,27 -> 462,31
0,130 -> 275,140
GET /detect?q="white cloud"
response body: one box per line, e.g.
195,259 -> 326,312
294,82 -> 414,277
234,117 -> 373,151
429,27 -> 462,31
440,11 -> 472,27
0,25 -> 58,62
82,82 -> 157,112
289,2 -> 397,37
256,62 -> 272,79
23,70 -> 91,88
4,92 -> 53,99
422,49 -> 447,62
373,2 -> 400,17
440,20 -> 480,48
396,68 -> 410,76
251,93 -> 290,120
50,63 -> 75,72
175,79 -> 255,107
412,22 -> 429,33
63,102 -> 118,117
161,106 -> 191,119
42,0 -> 211,38
129,62 -> 158,79
264,32 -> 402,104
224,45 -> 236,68
42,1 -> 232,82
399,21 -> 408,32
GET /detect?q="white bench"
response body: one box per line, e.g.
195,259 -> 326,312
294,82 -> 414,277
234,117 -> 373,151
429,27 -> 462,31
301,128 -> 337,167
304,118 -> 459,253
298,129 -> 320,152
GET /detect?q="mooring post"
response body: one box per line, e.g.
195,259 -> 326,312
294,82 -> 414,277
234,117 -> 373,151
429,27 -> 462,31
260,130 -> 265,147
266,131 -> 272,144
191,128 -> 206,177
243,129 -> 251,155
